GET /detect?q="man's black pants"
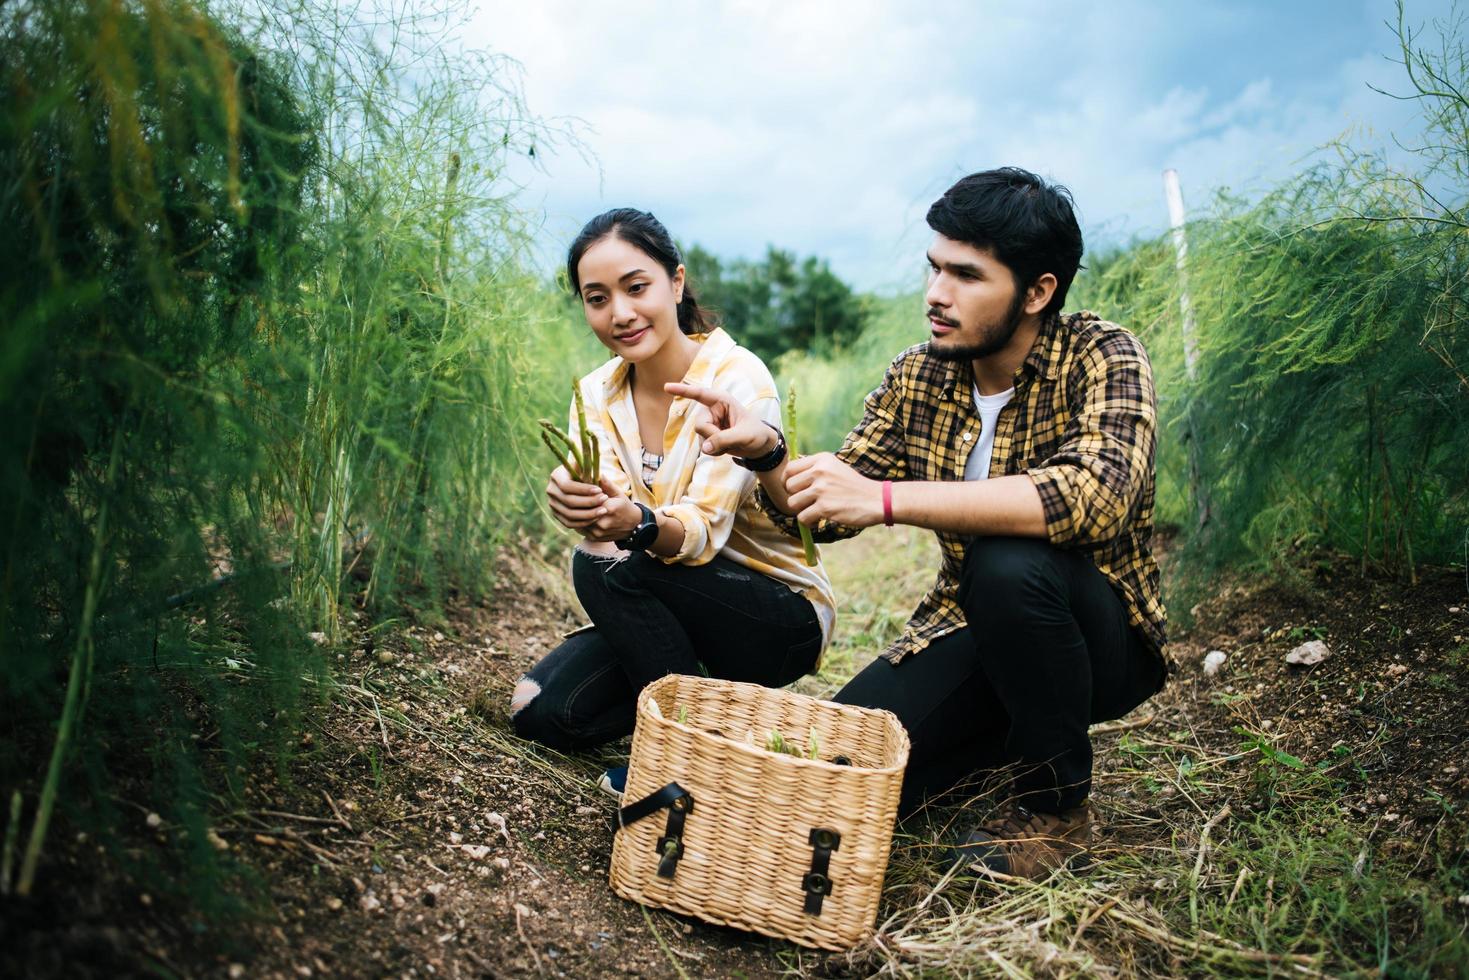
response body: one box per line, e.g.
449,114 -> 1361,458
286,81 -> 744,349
836,536 -> 1165,816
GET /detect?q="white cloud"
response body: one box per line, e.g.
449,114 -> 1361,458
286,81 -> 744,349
465,0 -> 1454,291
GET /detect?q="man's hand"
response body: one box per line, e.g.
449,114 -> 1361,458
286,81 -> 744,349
785,454 -> 884,528
664,382 -> 778,458
547,469 -> 641,540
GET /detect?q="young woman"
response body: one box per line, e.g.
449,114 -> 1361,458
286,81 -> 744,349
509,208 -> 835,795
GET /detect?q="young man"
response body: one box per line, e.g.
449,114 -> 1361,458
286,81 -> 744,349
666,167 -> 1168,879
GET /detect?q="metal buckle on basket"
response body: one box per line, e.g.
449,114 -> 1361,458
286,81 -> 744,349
616,782 -> 694,880
802,827 -> 841,915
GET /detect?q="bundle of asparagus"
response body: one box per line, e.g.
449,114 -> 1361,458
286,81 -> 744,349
763,725 -> 821,760
540,379 -> 601,483
665,702 -> 846,764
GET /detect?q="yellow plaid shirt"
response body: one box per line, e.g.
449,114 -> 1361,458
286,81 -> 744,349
570,328 -> 837,654
758,311 -> 1168,667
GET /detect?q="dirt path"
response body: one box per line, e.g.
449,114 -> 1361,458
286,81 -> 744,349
1130,555 -> 1469,867
4,533 -> 1466,977
3,540 -> 793,979
201,543 -> 793,979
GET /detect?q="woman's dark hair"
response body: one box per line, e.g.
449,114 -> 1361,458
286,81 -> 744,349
926,167 -> 1084,318
566,208 -> 718,335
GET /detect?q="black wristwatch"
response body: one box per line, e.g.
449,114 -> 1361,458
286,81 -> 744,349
615,502 -> 659,552
733,423 -> 787,472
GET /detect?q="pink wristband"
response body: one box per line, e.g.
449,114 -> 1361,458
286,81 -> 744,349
882,480 -> 894,527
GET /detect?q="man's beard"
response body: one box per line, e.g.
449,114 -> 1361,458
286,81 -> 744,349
927,287 -> 1028,363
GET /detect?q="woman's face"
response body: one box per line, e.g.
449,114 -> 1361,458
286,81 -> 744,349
576,235 -> 685,362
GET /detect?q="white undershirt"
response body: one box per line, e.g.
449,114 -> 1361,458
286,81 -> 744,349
963,384 -> 1015,481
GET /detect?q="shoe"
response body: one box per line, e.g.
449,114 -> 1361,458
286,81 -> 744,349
597,765 -> 628,800
943,802 -> 1094,880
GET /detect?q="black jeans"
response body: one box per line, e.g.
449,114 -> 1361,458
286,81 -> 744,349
836,536 -> 1166,816
512,549 -> 823,751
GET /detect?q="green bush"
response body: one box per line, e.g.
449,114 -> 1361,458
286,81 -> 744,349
1076,172 -> 1469,576
685,243 -> 870,361
0,0 -> 599,904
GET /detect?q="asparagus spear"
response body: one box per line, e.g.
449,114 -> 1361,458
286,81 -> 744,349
538,379 -> 602,484
572,378 -> 599,480
538,419 -> 587,481
784,384 -> 819,567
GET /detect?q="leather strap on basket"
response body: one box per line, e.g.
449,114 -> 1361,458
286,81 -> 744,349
802,827 -> 841,914
615,782 -> 694,879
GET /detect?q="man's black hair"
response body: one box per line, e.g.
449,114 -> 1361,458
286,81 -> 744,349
925,167 -> 1084,318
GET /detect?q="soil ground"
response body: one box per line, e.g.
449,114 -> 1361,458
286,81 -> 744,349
1137,553 -> 1469,863
3,531 -> 1466,978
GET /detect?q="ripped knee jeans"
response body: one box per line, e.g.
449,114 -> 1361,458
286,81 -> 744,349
510,549 -> 823,751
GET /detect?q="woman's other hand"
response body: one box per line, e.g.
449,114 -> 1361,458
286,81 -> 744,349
665,382 -> 779,459
581,476 -> 644,542
547,470 -> 643,539
546,465 -> 606,530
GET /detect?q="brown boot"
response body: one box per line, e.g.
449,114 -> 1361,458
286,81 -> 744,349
943,802 -> 1094,879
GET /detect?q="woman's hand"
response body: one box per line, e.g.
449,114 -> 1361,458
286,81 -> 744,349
665,382 -> 779,459
545,465 -> 606,530
581,477 -> 645,542
547,468 -> 643,541
547,468 -> 644,539
785,454 -> 884,528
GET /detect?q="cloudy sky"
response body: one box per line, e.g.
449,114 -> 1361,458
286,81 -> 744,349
468,0 -> 1454,292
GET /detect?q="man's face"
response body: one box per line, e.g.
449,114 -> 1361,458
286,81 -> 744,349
923,234 -> 1028,363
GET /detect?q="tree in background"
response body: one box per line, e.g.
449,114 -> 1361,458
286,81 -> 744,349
685,244 -> 867,362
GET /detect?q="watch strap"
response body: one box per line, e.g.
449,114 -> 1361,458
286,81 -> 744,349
733,423 -> 787,473
615,502 -> 658,552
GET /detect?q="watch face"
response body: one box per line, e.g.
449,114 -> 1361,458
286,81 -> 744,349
631,516 -> 658,549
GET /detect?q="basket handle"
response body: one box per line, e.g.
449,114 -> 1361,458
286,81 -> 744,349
802,827 -> 842,914
616,781 -> 694,879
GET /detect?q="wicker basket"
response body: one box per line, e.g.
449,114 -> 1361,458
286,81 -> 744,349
608,673 -> 909,950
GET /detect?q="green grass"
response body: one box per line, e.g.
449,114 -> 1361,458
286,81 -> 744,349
0,0 -> 601,904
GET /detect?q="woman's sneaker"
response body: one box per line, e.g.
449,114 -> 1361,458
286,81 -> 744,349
597,765 -> 628,800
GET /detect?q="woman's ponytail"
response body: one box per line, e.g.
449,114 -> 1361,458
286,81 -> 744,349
675,282 -> 718,336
